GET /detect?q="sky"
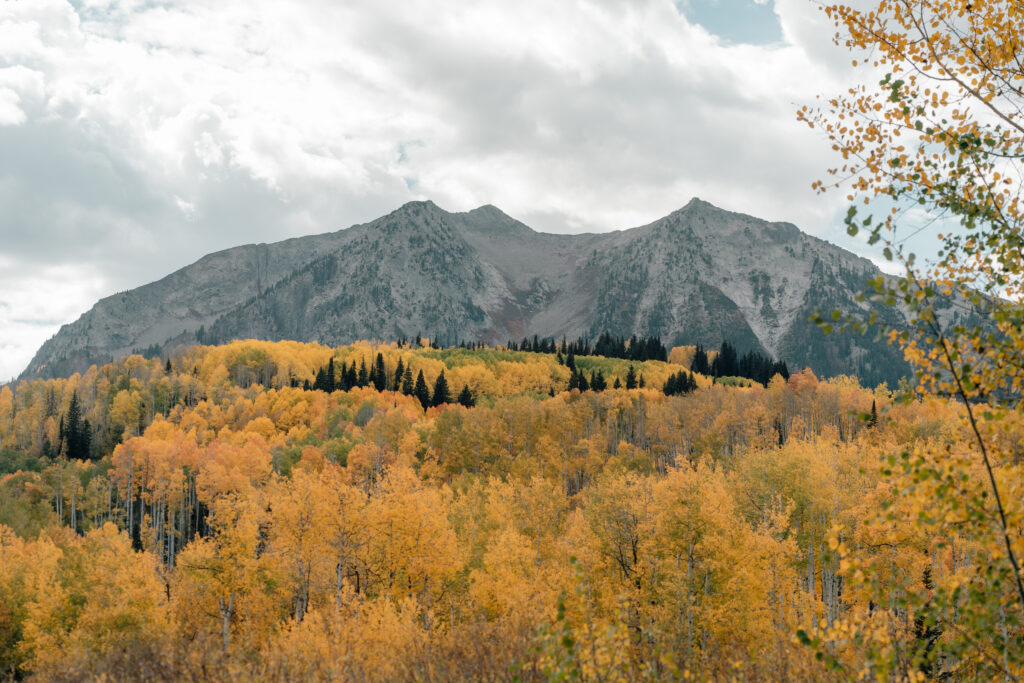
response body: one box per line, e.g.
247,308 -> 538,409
0,0 -> 914,381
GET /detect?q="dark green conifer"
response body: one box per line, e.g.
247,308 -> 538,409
337,361 -> 350,391
414,371 -> 431,409
394,358 -> 405,391
431,370 -> 450,406
457,384 -> 475,408
691,345 -> 711,376
63,391 -> 89,461
401,365 -> 414,395
372,353 -> 387,391
625,365 -> 637,390
313,367 -> 328,392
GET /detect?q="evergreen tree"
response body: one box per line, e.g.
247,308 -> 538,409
431,370 -> 450,407
568,371 -> 580,391
638,374 -> 646,388
691,345 -> 711,376
165,358 -> 172,374
577,372 -> 590,392
711,341 -> 739,378
357,359 -> 369,387
401,365 -> 414,396
591,370 -> 607,392
372,353 -> 387,391
613,377 -> 622,389
664,371 -> 698,396
394,358 -> 405,392
64,392 -> 84,460
414,371 -> 431,409
625,365 -> 638,390
80,419 -> 92,460
912,568 -> 943,678
457,384 -> 475,408
313,366 -> 328,392
303,378 -> 311,391
566,351 -> 576,373
869,399 -> 878,428
548,387 -> 556,397
337,361 -> 351,391
326,358 -> 336,392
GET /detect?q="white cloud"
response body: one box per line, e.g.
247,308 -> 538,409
0,0 -> 893,377
0,258 -> 108,382
0,88 -> 24,125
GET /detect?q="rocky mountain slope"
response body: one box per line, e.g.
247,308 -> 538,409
22,199 -> 941,385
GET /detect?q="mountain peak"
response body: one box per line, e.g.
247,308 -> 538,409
21,198 -> 920,387
457,204 -> 536,237
394,199 -> 445,215
466,204 -> 510,219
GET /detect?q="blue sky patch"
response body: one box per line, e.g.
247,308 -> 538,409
677,0 -> 784,45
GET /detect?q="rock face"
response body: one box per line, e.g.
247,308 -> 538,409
23,198 -> 942,385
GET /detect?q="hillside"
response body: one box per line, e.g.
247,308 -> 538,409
22,199 -> 953,385
0,338 -> 996,680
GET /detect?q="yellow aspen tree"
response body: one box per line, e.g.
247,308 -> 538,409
801,0 -> 1024,676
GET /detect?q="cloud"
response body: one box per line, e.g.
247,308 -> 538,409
0,257 -> 108,382
0,88 -> 25,125
0,0 -> 889,378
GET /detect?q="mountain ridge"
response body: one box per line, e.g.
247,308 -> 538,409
22,198 -> 938,385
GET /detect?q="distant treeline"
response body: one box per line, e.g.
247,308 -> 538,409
308,354 -> 474,410
691,341 -> 790,385
506,332 -> 669,362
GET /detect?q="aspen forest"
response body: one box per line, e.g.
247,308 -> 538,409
0,336 -> 1019,681
3,0 -> 1024,679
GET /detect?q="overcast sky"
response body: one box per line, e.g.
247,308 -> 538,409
0,0 -> 907,381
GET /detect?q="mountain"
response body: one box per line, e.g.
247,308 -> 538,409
21,199 -> 946,385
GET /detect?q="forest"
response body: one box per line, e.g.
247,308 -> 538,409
0,335 -> 1018,681
2,0 -> 1021,677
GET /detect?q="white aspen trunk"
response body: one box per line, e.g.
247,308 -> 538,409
807,542 -> 815,595
219,592 -> 234,651
56,467 -> 63,522
127,457 -> 134,537
685,546 -> 695,663
169,508 -> 176,566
